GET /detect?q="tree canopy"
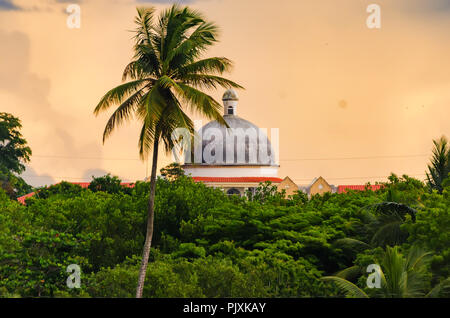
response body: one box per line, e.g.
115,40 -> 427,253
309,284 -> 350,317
0,112 -> 31,174
426,135 -> 450,194
0,112 -> 32,198
1,172 -> 448,298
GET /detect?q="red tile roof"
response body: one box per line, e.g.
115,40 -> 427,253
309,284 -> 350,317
17,192 -> 36,205
16,182 -> 135,205
192,177 -> 283,183
338,184 -> 383,194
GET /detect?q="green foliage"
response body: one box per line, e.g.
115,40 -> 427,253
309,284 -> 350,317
403,181 -> 450,282
86,255 -> 203,298
88,174 -> 133,195
0,112 -> 32,174
32,181 -> 85,201
0,112 -> 32,199
0,173 -> 448,297
25,190 -> 146,271
173,243 -> 206,259
324,246 -> 436,298
160,162 -> 184,181
246,181 -> 286,205
426,136 -> 450,194
0,166 -> 32,199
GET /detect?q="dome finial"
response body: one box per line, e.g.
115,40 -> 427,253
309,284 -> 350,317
222,89 -> 239,116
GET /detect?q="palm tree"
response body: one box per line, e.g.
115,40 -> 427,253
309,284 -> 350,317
335,192 -> 417,253
93,5 -> 242,298
332,195 -> 418,282
426,136 -> 450,194
365,193 -> 417,247
322,246 -> 449,298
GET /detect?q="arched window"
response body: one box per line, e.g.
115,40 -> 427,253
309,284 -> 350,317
227,188 -> 240,196
227,106 -> 234,115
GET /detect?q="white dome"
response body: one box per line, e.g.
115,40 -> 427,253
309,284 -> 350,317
184,115 -> 276,166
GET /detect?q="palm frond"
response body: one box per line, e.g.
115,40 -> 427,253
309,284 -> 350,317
102,88 -> 147,142
133,7 -> 161,77
122,60 -> 158,82
166,21 -> 219,71
321,276 -> 369,298
163,7 -> 205,68
93,79 -> 148,115
370,220 -> 403,247
379,245 -> 432,297
335,265 -> 363,281
157,90 -> 195,153
138,121 -> 156,160
404,246 -> 432,271
380,246 -> 407,297
426,136 -> 450,193
426,278 -> 450,298
333,238 -> 371,251
172,82 -> 228,127
136,86 -> 166,160
134,7 -> 156,47
176,57 -> 234,77
181,74 -> 244,90
371,201 -> 417,221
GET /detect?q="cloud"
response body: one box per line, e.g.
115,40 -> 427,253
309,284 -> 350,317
22,167 -> 55,188
417,0 -> 450,11
0,0 -> 197,13
0,0 -> 20,10
0,0 -> 83,12
0,31 -> 62,120
396,0 -> 450,14
0,31 -> 105,187
82,168 -> 110,181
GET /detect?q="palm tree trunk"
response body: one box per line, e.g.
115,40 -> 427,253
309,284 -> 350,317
136,137 -> 159,298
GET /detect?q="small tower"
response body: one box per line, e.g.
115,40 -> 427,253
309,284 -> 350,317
222,89 -> 239,116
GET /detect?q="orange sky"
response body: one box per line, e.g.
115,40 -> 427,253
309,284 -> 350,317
0,0 -> 449,187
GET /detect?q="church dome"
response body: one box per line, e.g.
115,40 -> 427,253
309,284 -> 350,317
184,115 -> 277,166
182,90 -> 279,180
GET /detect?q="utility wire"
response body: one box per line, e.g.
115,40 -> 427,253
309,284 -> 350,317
21,174 -> 138,182
26,153 -> 430,183
32,155 -> 141,161
31,153 -> 429,162
281,154 -> 428,161
21,173 -> 427,183
292,173 -> 427,182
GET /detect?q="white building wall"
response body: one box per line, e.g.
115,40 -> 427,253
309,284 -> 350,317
184,166 -> 279,178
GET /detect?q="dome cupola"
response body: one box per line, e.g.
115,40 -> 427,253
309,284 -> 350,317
223,89 -> 239,116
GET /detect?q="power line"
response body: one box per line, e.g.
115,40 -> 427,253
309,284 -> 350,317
21,172 -> 427,184
292,173 -> 427,182
26,153 -> 430,184
32,155 -> 142,161
31,153 -> 430,162
21,174 -> 138,182
281,154 -> 429,162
